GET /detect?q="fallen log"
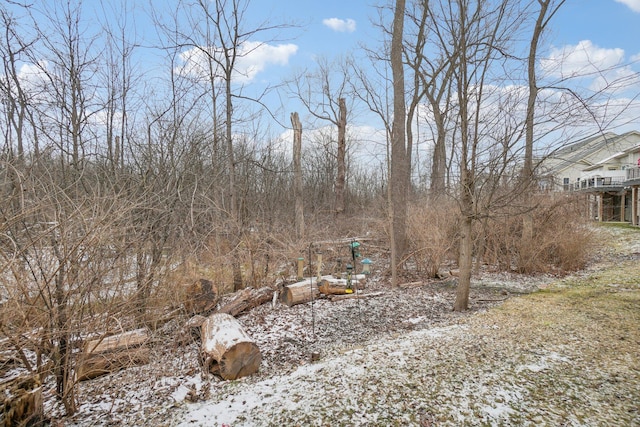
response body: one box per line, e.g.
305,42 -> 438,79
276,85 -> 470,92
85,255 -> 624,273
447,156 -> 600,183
397,281 -> 424,289
180,287 -> 275,346
318,278 -> 365,295
216,286 -> 274,317
330,291 -> 385,302
201,313 -> 261,380
0,374 -> 43,427
280,279 -> 321,307
77,328 -> 149,381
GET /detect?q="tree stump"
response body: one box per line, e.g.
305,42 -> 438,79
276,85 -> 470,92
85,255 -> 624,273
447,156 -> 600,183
201,313 -> 261,380
77,328 -> 149,381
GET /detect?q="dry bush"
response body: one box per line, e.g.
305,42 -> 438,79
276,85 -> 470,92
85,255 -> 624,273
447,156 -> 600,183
525,195 -> 594,272
406,200 -> 459,278
481,194 -> 594,274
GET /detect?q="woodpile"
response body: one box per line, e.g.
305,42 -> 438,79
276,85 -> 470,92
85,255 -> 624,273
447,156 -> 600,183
76,328 -> 149,381
280,275 -> 368,306
200,313 -> 261,380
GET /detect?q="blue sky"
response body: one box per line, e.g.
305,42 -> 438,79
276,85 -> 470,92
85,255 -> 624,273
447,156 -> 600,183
4,0 -> 639,150
243,0 -> 640,144
249,0 -> 640,77
553,0 -> 640,55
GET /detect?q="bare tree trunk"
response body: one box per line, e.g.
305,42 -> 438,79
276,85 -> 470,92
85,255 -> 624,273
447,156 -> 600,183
453,0 -> 473,312
390,0 -> 408,285
335,98 -> 347,216
291,112 -> 305,238
225,74 -> 237,222
522,0 -> 565,272
430,110 -> 447,197
454,213 -> 473,311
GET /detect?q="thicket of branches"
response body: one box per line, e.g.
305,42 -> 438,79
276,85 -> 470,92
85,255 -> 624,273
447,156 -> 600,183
0,0 -> 626,416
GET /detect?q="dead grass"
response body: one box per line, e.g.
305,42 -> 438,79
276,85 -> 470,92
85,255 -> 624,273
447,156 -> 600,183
448,247 -> 640,425
167,223 -> 640,426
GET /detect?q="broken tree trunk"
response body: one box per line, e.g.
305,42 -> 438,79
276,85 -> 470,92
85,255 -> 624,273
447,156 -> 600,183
76,328 -> 149,381
183,278 -> 219,315
216,286 -> 274,317
280,279 -> 320,307
201,313 -> 261,380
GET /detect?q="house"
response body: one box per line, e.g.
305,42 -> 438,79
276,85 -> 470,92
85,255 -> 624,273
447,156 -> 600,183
539,130 -> 640,224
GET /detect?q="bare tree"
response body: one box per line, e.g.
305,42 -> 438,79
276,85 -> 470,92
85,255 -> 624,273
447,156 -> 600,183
523,0 -> 566,179
98,0 -> 142,171
439,0 -> 523,311
519,0 -> 566,266
0,7 -> 36,162
291,112 -> 304,238
390,0 -> 408,286
288,56 -> 354,216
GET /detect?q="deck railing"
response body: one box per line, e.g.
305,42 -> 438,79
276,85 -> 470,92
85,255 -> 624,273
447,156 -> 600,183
626,166 -> 640,180
572,175 -> 626,191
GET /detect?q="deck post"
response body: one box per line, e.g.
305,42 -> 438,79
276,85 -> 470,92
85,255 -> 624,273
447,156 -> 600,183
633,187 -> 638,226
598,193 -> 603,222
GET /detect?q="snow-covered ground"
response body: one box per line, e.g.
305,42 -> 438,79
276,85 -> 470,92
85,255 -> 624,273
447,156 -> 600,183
20,224 -> 640,426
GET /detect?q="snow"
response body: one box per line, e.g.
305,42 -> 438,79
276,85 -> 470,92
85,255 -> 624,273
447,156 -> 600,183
17,226 -> 640,426
202,313 -> 250,353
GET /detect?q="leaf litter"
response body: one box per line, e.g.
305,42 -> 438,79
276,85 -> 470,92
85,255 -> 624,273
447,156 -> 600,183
54,225 -> 640,426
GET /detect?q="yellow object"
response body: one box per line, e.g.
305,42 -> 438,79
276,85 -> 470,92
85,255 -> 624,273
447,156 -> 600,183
345,288 -> 353,294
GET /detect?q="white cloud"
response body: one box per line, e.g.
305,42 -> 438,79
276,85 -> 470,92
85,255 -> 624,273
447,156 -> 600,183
540,40 -> 625,80
614,0 -> 640,12
235,41 -> 298,83
539,40 -> 640,95
322,18 -> 356,33
178,41 -> 298,84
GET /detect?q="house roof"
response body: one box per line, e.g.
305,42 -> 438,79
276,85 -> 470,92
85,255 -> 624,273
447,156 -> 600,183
542,131 -> 640,175
583,143 -> 640,171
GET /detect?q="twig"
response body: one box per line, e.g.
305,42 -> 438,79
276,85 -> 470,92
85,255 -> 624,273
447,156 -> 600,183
329,291 -> 384,302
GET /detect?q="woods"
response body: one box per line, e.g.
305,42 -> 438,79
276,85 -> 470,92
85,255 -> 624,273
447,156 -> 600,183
0,0 -> 637,422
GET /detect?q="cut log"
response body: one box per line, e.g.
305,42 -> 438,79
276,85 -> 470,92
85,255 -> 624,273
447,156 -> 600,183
1,374 -> 43,427
201,313 -> 261,380
318,278 -> 365,295
77,328 -> 149,381
184,278 -> 219,314
216,286 -> 274,317
280,279 -> 320,307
